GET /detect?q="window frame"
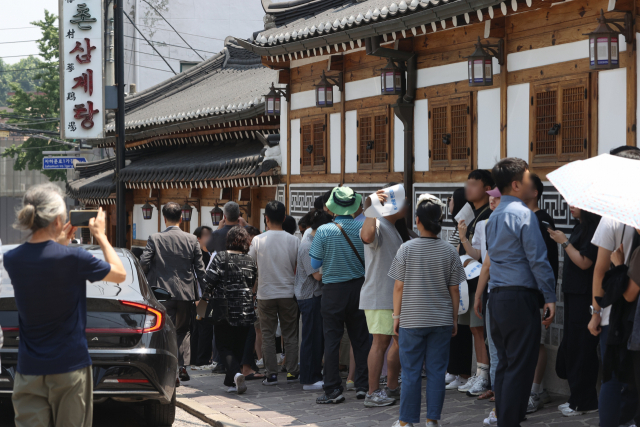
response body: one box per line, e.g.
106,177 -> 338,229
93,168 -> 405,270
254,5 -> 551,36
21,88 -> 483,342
428,93 -> 473,171
357,106 -> 390,172
300,115 -> 327,174
529,75 -> 589,167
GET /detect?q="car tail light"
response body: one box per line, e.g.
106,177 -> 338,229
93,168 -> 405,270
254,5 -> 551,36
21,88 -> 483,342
1,327 -> 18,332
120,301 -> 165,333
103,379 -> 149,383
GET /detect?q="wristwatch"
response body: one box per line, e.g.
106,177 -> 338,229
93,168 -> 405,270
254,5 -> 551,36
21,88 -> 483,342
590,305 -> 602,315
561,241 -> 570,249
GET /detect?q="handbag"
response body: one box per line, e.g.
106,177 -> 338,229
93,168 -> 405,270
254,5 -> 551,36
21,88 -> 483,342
198,251 -> 230,325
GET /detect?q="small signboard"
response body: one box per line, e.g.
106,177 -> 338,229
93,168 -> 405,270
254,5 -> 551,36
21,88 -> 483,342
43,157 -> 87,169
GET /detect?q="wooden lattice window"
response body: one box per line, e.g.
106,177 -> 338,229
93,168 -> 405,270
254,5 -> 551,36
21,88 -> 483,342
358,106 -> 390,171
301,116 -> 327,173
530,76 -> 589,166
428,94 -> 472,170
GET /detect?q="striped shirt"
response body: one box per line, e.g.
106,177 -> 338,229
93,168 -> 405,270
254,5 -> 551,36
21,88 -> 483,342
388,237 -> 466,329
309,216 -> 365,284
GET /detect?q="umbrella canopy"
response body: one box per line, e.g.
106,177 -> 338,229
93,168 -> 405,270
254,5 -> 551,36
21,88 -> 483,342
547,154 -> 640,229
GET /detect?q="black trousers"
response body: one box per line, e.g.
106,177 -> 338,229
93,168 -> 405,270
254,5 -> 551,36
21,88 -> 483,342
447,324 -> 472,376
214,323 -> 250,387
241,323 -> 259,370
489,288 -> 540,427
557,293 -> 599,411
190,310 -> 214,366
163,300 -> 192,367
321,277 -> 371,393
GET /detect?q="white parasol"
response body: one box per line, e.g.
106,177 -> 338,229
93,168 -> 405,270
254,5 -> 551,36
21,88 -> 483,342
546,154 -> 640,229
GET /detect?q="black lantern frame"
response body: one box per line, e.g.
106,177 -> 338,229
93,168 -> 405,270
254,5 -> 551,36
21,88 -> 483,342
586,9 -> 632,71
264,83 -> 290,116
210,205 -> 223,226
181,199 -> 201,223
315,70 -> 343,108
467,37 -> 504,87
380,58 -> 406,95
141,202 -> 154,220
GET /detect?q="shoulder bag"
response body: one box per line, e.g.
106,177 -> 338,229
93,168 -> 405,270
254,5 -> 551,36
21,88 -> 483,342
335,223 -> 365,267
198,251 -> 230,325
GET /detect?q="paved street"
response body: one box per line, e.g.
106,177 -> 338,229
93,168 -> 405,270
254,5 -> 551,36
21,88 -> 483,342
176,368 -> 600,427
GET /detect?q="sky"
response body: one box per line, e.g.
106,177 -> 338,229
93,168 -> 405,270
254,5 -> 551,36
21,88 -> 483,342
1,0 -> 58,64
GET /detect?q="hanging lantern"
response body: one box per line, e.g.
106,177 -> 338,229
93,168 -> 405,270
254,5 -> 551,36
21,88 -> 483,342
210,205 -> 223,226
587,9 -> 622,70
181,202 -> 193,222
141,202 -> 154,220
466,37 -> 504,87
314,71 -> 343,108
264,83 -> 282,116
380,58 -> 405,95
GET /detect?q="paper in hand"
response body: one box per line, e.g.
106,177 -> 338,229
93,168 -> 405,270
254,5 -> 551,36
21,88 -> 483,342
364,184 -> 406,218
454,202 -> 475,227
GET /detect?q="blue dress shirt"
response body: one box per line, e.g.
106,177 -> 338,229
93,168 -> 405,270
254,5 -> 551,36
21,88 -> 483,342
485,195 -> 557,303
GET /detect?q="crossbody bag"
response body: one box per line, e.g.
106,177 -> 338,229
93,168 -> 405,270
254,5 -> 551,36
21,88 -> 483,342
335,223 -> 365,267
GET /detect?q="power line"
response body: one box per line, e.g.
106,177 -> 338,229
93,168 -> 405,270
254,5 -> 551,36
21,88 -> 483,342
124,47 -> 195,62
123,35 -> 217,54
0,66 -> 56,73
0,39 -> 40,45
139,0 -> 203,60
0,26 -> 39,31
0,114 -> 59,121
125,61 -> 174,73
124,11 -> 176,75
132,21 -> 228,42
0,54 -> 43,59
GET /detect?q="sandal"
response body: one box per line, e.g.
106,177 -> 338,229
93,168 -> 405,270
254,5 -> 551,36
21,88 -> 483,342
478,390 -> 495,400
244,372 -> 265,381
490,396 -> 496,402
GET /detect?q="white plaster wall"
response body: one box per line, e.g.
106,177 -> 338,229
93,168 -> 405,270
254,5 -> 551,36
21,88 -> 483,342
291,119 -> 301,175
345,77 -> 380,101
638,33 -> 640,147
280,94 -> 288,175
345,111 -> 358,173
200,207 -> 220,231
394,116 -> 404,172
477,88 -> 502,169
330,113 -> 342,174
132,203 -> 158,242
598,68 -> 627,154
291,89 -> 341,110
507,83 -> 530,161
417,58 -> 499,89
159,203 -> 198,234
414,99 -> 429,172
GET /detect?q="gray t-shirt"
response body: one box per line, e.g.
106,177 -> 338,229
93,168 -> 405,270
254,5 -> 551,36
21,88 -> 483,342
294,232 -> 322,300
359,218 -> 403,310
249,230 -> 300,300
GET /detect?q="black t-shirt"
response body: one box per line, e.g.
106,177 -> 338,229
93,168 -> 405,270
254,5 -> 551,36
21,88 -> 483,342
534,209 -> 559,283
205,225 -> 234,254
459,202 -> 492,293
562,222 -> 599,295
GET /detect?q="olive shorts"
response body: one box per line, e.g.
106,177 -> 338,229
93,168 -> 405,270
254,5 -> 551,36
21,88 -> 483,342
13,365 -> 93,427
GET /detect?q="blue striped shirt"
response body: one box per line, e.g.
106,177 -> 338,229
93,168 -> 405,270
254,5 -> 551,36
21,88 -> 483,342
309,216 -> 365,284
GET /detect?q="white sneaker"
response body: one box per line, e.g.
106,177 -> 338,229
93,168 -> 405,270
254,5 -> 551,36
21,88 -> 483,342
466,377 -> 489,396
558,402 -> 570,411
226,386 -> 237,393
303,381 -> 324,391
527,392 -> 543,413
457,375 -> 478,393
256,358 -> 264,368
276,353 -> 285,365
445,376 -> 467,390
445,372 -> 457,384
426,422 -> 438,426
483,409 -> 497,426
561,406 -> 598,417
234,373 -> 247,394
539,389 -> 551,404
391,421 -> 414,427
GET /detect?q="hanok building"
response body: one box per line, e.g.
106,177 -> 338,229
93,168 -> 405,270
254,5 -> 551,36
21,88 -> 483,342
67,39 -> 284,247
235,0 -> 639,393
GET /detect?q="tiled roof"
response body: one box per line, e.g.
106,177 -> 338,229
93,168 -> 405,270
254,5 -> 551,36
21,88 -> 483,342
66,171 -> 116,204
119,140 -> 280,189
243,0 -> 512,55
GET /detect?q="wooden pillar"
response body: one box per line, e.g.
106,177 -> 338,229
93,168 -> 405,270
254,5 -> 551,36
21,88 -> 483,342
626,15 -> 637,146
340,56 -> 346,185
500,24 -> 508,158
286,76 -> 292,212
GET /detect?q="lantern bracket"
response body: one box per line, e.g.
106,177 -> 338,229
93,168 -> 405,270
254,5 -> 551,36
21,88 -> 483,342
267,82 -> 290,102
470,37 -> 505,66
239,202 -> 252,219
321,70 -> 344,92
183,198 -> 201,211
586,9 -> 634,43
145,197 -> 160,210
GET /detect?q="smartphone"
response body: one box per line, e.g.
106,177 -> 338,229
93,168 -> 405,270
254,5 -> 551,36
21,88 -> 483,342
541,221 -> 554,231
543,307 -> 551,320
69,210 -> 98,228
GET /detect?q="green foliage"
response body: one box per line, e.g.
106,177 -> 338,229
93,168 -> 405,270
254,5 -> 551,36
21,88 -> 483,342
1,10 -> 67,182
0,57 -> 44,106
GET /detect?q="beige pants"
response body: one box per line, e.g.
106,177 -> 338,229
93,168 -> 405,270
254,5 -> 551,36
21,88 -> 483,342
13,366 -> 93,427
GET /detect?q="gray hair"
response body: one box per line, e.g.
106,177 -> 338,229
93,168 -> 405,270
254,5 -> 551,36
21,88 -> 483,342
223,201 -> 240,222
14,183 -> 67,232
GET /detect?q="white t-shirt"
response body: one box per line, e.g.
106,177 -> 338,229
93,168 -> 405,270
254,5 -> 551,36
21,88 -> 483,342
472,220 -> 488,263
249,230 -> 300,300
591,218 -> 635,326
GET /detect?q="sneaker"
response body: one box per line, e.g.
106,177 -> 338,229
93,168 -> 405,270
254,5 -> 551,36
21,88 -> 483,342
303,381 -> 324,391
526,392 -> 543,413
445,376 -> 466,390
256,358 -> 264,368
561,406 -> 598,417
356,388 -> 367,400
340,369 -> 349,379
212,364 -> 226,374
316,388 -> 345,404
384,385 -> 401,398
483,409 -> 498,426
457,375 -> 477,393
558,402 -> 570,411
179,367 -> 190,382
426,422 -> 438,426
276,353 -> 285,365
380,375 -> 388,385
364,389 -> 396,407
539,389 -> 551,404
391,421 -> 414,427
445,372 -> 457,384
466,377 -> 489,397
286,373 -> 299,383
262,374 -> 278,386
346,380 -> 355,391
196,363 -> 217,370
226,386 -> 237,393
421,368 -> 426,378
234,373 -> 247,394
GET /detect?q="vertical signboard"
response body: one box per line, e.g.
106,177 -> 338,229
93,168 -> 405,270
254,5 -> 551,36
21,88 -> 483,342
59,0 -> 104,140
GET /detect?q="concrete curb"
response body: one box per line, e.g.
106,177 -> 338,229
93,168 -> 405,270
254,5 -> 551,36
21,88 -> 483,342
176,396 -> 242,427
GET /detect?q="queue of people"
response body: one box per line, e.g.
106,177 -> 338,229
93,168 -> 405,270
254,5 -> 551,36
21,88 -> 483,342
3,144 -> 640,427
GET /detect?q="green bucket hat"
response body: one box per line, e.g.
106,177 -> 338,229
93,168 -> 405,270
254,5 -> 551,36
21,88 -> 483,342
326,186 -> 362,216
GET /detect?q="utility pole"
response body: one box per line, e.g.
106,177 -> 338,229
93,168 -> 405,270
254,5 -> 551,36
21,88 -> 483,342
115,0 -> 126,247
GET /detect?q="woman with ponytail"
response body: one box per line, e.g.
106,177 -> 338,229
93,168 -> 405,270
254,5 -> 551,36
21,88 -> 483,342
388,194 -> 466,427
